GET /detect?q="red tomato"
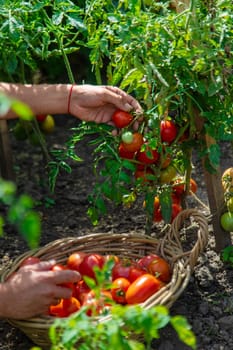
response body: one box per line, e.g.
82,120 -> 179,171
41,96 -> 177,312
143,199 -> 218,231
128,266 -> 146,283
160,120 -> 177,144
122,132 -> 144,153
118,142 -> 135,160
112,259 -> 134,280
137,254 -> 161,270
153,207 -> 163,222
62,297 -> 81,316
112,110 -> 133,128
67,252 -> 86,271
20,256 -> 41,267
78,253 -> 105,280
147,257 -> 171,283
136,143 -> 159,165
49,297 -> 80,317
49,299 -> 66,317
36,114 -> 47,122
111,277 -> 131,304
189,178 -> 198,194
172,178 -> 197,196
82,290 -> 112,316
171,203 -> 182,222
125,274 -> 162,304
73,280 -> 90,303
171,192 -> 181,205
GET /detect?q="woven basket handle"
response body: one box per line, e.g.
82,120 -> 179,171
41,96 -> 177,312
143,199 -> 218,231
161,208 -> 209,270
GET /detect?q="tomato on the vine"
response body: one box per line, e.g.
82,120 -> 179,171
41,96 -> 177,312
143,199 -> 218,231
136,143 -> 160,165
112,110 -> 133,128
134,167 -> 154,183
36,114 -> 47,122
125,274 -> 162,304
41,114 -> 55,133
122,132 -> 144,153
171,203 -> 182,222
172,178 -> 197,196
159,165 -> 177,184
160,120 -> 177,144
220,211 -> 233,231
121,131 -> 133,144
78,253 -> 105,280
227,197 -> 233,213
111,277 -> 131,304
118,142 -> 135,160
221,167 -> 233,193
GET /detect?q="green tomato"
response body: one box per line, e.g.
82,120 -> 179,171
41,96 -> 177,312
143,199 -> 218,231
220,211 -> 233,232
121,131 -> 133,144
226,197 -> 233,213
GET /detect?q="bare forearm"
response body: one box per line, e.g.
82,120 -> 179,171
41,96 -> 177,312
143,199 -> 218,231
0,83 -> 71,119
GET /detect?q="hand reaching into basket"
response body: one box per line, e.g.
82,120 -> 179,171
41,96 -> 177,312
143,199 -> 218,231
0,83 -> 142,128
0,260 -> 81,319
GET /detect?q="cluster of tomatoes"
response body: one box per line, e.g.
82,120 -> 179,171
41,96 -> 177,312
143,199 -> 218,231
112,109 -> 198,223
221,167 -> 233,232
12,114 -> 55,145
20,251 -> 171,318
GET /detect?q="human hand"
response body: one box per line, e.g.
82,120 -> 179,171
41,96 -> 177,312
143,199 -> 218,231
69,85 -> 143,128
1,260 -> 80,319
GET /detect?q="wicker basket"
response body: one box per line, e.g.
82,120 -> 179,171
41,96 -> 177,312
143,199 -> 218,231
1,208 -> 209,349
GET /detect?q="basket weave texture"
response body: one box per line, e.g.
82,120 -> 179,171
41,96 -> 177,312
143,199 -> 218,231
1,208 -> 209,348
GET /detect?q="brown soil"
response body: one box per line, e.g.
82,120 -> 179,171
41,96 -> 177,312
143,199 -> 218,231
0,115 -> 233,350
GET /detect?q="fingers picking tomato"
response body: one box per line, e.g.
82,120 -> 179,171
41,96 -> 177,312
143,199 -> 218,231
125,274 -> 162,304
112,110 -> 133,128
20,256 -> 41,267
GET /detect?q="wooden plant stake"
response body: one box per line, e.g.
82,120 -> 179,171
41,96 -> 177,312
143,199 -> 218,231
0,120 -> 15,181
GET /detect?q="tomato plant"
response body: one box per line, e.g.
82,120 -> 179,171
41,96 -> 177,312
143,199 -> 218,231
125,274 -> 163,304
112,110 -> 133,128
